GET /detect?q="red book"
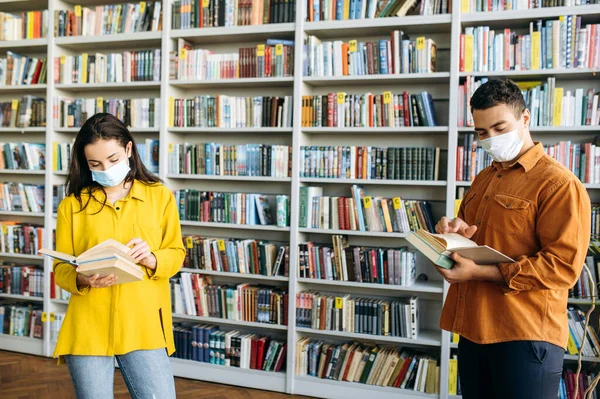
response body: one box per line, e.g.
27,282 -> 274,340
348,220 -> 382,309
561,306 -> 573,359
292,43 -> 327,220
273,343 -> 287,372
50,272 -> 55,299
250,337 -> 258,369
257,337 -> 268,369
393,356 -> 413,388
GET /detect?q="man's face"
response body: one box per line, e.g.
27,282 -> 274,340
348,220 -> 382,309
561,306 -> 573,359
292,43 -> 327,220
472,104 -> 526,141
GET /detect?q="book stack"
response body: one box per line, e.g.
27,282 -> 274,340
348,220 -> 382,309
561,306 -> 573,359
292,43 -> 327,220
298,236 -> 417,286
460,17 -> 600,72
171,274 -> 288,325
55,1 -> 162,37
172,324 -> 287,372
0,183 -> 45,213
0,305 -> 43,339
54,50 -> 162,84
171,39 -> 294,80
53,97 -> 161,129
560,369 -> 600,399
0,222 -> 44,255
169,143 -> 291,177
296,339 -> 440,394
0,143 -> 46,171
0,97 -> 46,128
0,266 -> 43,297
182,236 -> 290,277
301,91 -> 438,128
304,32 -> 437,76
171,0 -> 296,29
299,185 -> 436,233
169,95 -> 293,128
174,190 -> 287,227
300,145 -> 442,180
565,305 -> 600,357
0,52 -> 47,86
456,133 -> 493,181
462,0 -> 597,13
306,0 -> 448,20
0,11 -> 48,40
296,291 -> 419,339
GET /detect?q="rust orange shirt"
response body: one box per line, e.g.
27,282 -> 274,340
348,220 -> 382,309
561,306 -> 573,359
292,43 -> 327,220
440,142 -> 591,349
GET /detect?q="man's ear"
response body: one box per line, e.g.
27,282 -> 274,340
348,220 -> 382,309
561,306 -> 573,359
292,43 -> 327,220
522,109 -> 531,128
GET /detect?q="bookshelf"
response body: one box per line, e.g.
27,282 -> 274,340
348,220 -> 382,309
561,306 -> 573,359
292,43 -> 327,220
0,0 -> 597,399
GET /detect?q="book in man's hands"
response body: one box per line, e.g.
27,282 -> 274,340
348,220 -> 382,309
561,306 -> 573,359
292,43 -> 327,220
39,239 -> 144,284
406,229 -> 514,269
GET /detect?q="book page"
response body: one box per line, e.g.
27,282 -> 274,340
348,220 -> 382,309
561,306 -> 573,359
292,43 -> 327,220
78,239 -> 136,263
430,232 -> 478,250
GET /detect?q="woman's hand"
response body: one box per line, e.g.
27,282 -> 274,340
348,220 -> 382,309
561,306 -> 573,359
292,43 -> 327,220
77,273 -> 117,289
126,238 -> 157,270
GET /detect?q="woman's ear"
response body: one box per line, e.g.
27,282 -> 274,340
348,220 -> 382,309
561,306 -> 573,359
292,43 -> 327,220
126,141 -> 133,158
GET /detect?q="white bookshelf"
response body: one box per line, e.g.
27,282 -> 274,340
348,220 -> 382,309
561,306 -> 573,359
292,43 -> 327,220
0,293 -> 43,302
0,1 -> 598,398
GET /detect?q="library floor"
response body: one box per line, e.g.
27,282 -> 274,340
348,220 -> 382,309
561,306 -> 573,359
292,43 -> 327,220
0,351 -> 314,399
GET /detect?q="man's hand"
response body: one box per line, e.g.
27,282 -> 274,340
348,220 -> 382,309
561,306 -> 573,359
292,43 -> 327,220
435,216 -> 477,238
77,273 -> 117,289
437,252 -> 505,285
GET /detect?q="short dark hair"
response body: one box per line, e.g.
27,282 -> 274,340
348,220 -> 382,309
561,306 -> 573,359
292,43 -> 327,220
470,78 -> 526,118
66,113 -> 161,211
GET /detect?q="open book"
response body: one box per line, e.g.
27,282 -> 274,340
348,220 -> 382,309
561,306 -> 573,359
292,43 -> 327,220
39,239 -> 144,284
406,229 -> 514,269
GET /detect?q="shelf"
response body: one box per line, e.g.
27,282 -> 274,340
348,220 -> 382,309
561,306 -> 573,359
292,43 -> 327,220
170,358 -> 286,393
449,343 -> 458,349
51,299 -> 69,305
584,184 -> 600,190
167,174 -> 292,182
455,181 -> 472,187
303,126 -> 449,134
299,228 -> 408,239
53,170 -> 68,176
568,298 -> 599,305
0,334 -> 43,356
0,127 -> 45,133
0,84 -> 47,93
304,72 -> 450,86
171,77 -> 294,89
294,375 -> 439,399
459,68 -> 600,80
0,211 -> 44,217
0,38 -> 47,52
461,5 -> 600,25
0,252 -> 43,260
0,293 -> 43,302
299,178 -> 446,187
54,127 -> 159,134
55,81 -> 161,92
303,14 -> 452,37
180,268 -> 289,282
297,278 -> 444,294
180,221 -> 290,232
170,23 -> 295,44
172,313 -> 288,331
168,127 -> 292,134
55,31 -> 162,49
296,327 -> 441,347
564,354 -> 600,362
458,126 -> 600,133
0,169 -> 45,175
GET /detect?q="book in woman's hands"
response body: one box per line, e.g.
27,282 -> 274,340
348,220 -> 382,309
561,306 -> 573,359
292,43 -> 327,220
39,239 -> 144,284
406,229 -> 514,269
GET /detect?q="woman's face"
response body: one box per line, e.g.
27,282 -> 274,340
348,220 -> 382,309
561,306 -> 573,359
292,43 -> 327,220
84,139 -> 132,172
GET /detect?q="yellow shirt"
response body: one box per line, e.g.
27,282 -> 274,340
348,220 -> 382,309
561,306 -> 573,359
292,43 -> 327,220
53,180 -> 186,363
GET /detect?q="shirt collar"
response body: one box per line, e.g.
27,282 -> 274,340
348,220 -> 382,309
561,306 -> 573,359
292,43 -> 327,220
128,179 -> 146,202
493,142 -> 544,173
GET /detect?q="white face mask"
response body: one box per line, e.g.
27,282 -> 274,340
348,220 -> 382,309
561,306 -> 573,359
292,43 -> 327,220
480,129 -> 524,162
91,159 -> 131,187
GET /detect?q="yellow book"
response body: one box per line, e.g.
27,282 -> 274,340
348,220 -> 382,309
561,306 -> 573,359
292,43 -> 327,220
168,96 -> 175,127
453,199 -> 462,218
28,11 -> 33,39
516,81 -> 543,90
566,334 -> 579,355
344,0 -> 350,19
448,357 -> 458,395
452,332 -> 460,344
81,53 -> 88,83
52,142 -> 59,172
531,31 -> 541,70
464,34 -> 474,73
553,87 -> 563,126
461,0 -> 470,12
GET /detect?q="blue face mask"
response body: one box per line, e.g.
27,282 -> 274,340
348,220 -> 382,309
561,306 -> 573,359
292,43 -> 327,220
91,159 -> 131,187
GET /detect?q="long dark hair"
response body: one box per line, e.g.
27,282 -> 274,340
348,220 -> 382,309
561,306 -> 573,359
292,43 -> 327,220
66,113 -> 161,211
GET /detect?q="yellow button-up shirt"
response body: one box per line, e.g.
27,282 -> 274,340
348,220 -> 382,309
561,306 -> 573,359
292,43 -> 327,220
53,180 -> 186,362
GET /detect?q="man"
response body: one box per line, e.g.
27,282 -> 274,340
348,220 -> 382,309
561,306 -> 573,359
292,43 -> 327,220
436,78 -> 591,398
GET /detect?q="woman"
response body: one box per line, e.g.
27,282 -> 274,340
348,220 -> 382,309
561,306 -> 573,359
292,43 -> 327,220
53,113 -> 185,399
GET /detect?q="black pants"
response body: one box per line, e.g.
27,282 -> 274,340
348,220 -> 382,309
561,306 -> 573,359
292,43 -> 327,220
458,337 -> 564,399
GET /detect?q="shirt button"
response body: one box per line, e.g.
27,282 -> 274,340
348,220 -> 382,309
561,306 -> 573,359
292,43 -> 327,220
477,220 -> 481,225
497,175 -> 502,178
484,195 -> 489,200
116,207 -> 120,210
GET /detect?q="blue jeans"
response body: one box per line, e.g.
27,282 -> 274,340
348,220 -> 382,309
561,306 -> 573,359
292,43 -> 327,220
65,349 -> 176,399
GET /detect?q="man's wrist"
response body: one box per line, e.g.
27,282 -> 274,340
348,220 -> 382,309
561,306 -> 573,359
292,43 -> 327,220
473,264 -> 506,284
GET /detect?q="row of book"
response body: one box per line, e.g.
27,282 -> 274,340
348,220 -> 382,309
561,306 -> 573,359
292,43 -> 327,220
569,255 -> 600,300
54,50 -> 161,84
0,11 -> 47,41
460,18 -> 600,72
298,238 -> 418,286
306,0 -> 447,21
296,339 -> 440,393
53,97 -> 161,129
0,142 -> 46,171
544,140 -> 600,184
168,143 -> 292,177
50,272 -> 71,302
0,304 -> 43,339
447,355 -> 461,395
0,266 -> 43,298
52,185 -> 66,214
170,96 -> 293,128
0,53 -> 47,86
50,312 -> 65,341
299,185 -> 435,233
172,324 -> 287,372
296,291 -> 419,339
171,0 -> 296,29
0,97 -> 46,128
182,236 -> 290,277
566,305 -> 600,358
301,92 -> 438,128
171,274 -> 288,325
304,32 -> 437,76
171,39 -> 294,80
559,369 -> 600,399
462,0 -> 597,13
300,146 -> 442,181
55,2 -> 162,37
0,183 -> 44,214
0,223 -> 44,256
456,133 -> 492,182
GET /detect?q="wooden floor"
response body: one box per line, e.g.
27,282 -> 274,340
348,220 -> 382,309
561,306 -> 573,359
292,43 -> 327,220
0,351 -> 314,399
